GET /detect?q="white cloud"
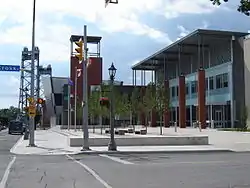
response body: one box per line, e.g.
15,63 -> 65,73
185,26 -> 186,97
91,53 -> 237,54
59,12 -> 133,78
0,74 -> 19,108
0,0 -> 216,64
0,0 -> 220,108
164,0 -> 216,19
176,20 -> 210,40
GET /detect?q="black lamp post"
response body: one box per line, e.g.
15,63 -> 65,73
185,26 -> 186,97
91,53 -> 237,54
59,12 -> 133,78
108,62 -> 117,151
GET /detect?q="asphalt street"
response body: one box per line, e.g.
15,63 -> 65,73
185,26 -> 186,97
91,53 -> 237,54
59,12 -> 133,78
0,130 -> 21,187
2,131 -> 250,188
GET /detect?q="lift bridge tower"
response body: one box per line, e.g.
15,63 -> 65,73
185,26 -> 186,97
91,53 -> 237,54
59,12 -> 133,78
18,47 -> 52,113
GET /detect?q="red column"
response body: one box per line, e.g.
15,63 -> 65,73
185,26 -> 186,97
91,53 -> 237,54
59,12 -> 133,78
164,80 -> 170,127
151,110 -> 157,127
198,68 -> 206,129
179,75 -> 186,128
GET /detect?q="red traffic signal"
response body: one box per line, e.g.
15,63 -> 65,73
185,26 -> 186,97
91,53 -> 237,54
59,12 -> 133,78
99,97 -> 109,107
37,98 -> 44,104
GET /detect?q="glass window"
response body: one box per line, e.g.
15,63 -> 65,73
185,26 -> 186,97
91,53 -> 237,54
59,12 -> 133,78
186,84 -> 189,95
209,77 -> 214,90
205,78 -> 208,91
191,81 -> 197,93
222,73 -> 228,88
171,86 -> 175,97
176,86 -> 179,96
216,74 -> 223,89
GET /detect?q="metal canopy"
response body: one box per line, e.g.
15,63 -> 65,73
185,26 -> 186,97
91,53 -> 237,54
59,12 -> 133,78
70,35 -> 102,43
132,29 -> 248,70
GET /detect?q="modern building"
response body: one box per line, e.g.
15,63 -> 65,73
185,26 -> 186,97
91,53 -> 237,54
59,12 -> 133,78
41,76 -> 68,126
132,29 -> 250,129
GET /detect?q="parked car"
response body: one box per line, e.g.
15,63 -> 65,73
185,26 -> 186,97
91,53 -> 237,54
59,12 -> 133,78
8,120 -> 25,135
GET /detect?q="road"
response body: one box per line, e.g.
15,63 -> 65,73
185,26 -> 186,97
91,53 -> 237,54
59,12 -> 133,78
1,141 -> 250,188
0,129 -> 21,187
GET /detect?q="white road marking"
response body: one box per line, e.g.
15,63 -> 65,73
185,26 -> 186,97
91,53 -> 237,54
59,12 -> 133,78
0,156 -> 16,188
99,154 -> 134,165
158,160 -> 235,166
9,136 -> 23,154
66,155 -> 112,188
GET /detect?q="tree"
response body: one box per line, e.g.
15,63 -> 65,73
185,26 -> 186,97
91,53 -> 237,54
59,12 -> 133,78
76,101 -> 83,125
143,83 -> 157,129
239,106 -> 248,131
0,106 -> 20,126
88,91 -> 100,125
211,0 -> 250,16
155,77 -> 170,135
130,87 -> 141,127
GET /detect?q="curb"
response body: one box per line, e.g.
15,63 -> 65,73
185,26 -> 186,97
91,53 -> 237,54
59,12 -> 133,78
10,135 -> 24,154
73,149 -> 234,155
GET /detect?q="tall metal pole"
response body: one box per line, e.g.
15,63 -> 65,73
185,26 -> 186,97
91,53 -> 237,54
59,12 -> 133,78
74,66 -> 77,132
29,0 -> 36,147
108,77 -> 117,151
67,84 -> 70,131
82,25 -> 90,150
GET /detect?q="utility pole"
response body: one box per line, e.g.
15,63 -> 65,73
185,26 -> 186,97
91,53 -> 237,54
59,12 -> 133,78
74,66 -> 77,132
82,25 -> 90,150
29,0 -> 36,147
67,84 -> 70,131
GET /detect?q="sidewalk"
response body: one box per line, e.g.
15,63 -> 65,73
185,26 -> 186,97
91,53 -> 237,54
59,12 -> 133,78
10,126 -> 247,155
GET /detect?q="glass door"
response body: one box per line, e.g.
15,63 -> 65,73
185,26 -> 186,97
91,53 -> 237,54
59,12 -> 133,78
215,110 -> 223,128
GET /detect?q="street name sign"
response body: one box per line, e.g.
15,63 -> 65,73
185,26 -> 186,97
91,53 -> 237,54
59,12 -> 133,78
0,65 -> 20,72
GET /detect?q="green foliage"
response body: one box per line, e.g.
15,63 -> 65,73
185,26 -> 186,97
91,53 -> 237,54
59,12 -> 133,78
76,101 -> 83,121
130,87 -> 141,114
0,106 -> 20,125
155,78 -> 170,115
239,106 -> 248,130
143,83 -> 156,113
0,106 -> 20,120
210,0 -> 250,16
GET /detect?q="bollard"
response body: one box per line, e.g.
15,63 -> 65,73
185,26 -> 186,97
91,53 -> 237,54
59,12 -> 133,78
24,126 -> 29,140
211,120 -> 214,129
199,122 -> 202,132
174,122 -> 177,132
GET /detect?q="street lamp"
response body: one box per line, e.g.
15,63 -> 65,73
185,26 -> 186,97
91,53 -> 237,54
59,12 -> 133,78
108,62 -> 117,151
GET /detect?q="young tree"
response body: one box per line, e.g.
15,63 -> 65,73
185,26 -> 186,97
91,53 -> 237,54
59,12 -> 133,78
155,78 -> 170,135
211,0 -> 250,16
88,91 -> 100,125
239,106 -> 248,131
143,83 -> 157,129
130,87 -> 141,129
76,101 -> 83,125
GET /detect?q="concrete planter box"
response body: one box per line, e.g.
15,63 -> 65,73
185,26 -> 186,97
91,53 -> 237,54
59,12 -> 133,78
68,135 -> 209,147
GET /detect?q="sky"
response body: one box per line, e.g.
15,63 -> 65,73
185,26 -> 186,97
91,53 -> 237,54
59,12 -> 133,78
0,0 -> 250,109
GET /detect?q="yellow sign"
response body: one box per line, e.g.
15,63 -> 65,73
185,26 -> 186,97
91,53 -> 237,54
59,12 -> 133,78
28,105 -> 36,117
28,97 -> 35,105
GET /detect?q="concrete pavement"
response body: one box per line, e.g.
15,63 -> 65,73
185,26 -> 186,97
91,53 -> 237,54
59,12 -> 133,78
10,127 -> 230,155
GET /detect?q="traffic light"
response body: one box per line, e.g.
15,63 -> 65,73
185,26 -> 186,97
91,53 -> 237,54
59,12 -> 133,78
99,97 -> 110,108
37,98 -> 44,104
75,39 -> 83,61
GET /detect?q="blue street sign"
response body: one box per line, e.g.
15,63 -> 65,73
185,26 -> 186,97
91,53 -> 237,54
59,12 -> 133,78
68,78 -> 73,86
0,65 -> 20,72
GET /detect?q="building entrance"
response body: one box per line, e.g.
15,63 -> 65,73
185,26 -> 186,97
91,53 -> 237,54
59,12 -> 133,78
215,110 -> 223,128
